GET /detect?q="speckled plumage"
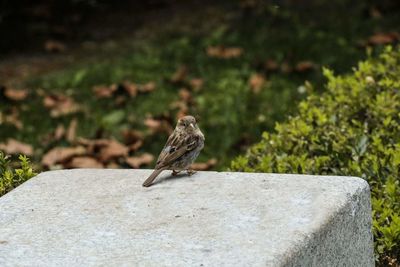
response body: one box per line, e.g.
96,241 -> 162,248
142,116 -> 204,187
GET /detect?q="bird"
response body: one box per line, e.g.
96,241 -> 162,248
142,115 -> 205,187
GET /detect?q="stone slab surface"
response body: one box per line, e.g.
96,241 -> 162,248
0,169 -> 374,266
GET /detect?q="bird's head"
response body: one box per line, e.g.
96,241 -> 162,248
176,115 -> 198,132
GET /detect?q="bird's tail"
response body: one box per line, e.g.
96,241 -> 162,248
142,168 -> 164,187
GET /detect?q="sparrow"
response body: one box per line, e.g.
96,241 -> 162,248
142,115 -> 205,187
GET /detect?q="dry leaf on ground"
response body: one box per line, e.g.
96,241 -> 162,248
77,138 -> 129,162
189,78 -> 204,91
121,129 -> 144,152
68,156 -> 103,168
77,138 -> 109,149
121,81 -> 138,97
93,85 -> 117,98
138,82 -> 156,93
126,140 -> 143,152
93,81 -> 155,99
176,104 -> 189,118
368,32 -> 399,45
144,117 -> 174,135
0,108 -> 23,129
1,87 -> 29,101
98,139 -> 129,162
43,94 -> 80,117
171,65 -> 188,83
179,88 -> 192,103
191,158 -> 218,171
44,40 -> 66,53
170,100 -> 189,119
249,73 -> 266,94
125,153 -> 154,168
121,129 -> 144,144
295,61 -> 315,72
264,59 -> 279,72
207,46 -> 243,59
0,139 -> 33,156
42,146 -> 86,166
66,119 -> 78,143
369,7 -> 382,19
54,124 -> 66,140
106,161 -> 120,168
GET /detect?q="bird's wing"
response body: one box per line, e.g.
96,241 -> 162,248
155,132 -> 198,169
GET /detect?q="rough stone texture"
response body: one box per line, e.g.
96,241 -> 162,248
0,169 -> 374,267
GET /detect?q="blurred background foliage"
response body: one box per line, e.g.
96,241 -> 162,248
1,0 -> 399,172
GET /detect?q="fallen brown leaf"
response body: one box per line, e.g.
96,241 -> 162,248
138,82 -> 156,93
190,78 -> 204,91
121,81 -> 138,97
368,32 -> 399,45
369,7 -> 382,19
106,161 -> 120,168
170,100 -> 189,119
66,119 -> 78,143
98,139 -> 129,162
191,158 -> 218,171
171,65 -> 188,83
295,61 -> 315,72
44,40 -> 66,53
68,156 -> 103,168
264,59 -> 279,71
129,140 -> 143,152
42,146 -> 86,167
3,87 -> 29,101
176,105 -> 189,119
93,85 -> 117,98
0,108 -> 23,129
144,117 -> 174,135
115,95 -> 127,106
122,129 -> 144,143
125,153 -> 154,168
0,139 -> 33,156
93,81 -> 154,99
207,46 -> 243,59
43,94 -> 80,117
77,138 -> 109,148
179,88 -> 192,103
249,73 -> 266,94
121,129 -> 144,151
54,124 -> 66,141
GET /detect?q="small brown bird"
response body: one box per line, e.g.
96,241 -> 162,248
142,115 -> 205,187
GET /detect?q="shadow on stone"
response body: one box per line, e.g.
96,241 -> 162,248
152,171 -> 194,186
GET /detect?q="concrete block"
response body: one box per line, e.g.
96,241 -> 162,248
0,170 -> 374,266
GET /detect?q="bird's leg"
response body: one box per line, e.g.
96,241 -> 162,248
187,169 -> 197,176
172,170 -> 181,176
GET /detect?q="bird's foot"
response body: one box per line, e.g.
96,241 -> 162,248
187,169 -> 197,176
172,170 -> 181,176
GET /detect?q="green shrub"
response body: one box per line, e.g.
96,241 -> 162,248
230,46 -> 400,265
0,152 -> 36,197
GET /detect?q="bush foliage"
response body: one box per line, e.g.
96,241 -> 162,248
0,152 -> 36,197
231,46 -> 400,265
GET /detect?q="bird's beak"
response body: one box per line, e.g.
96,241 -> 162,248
190,123 -> 195,129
